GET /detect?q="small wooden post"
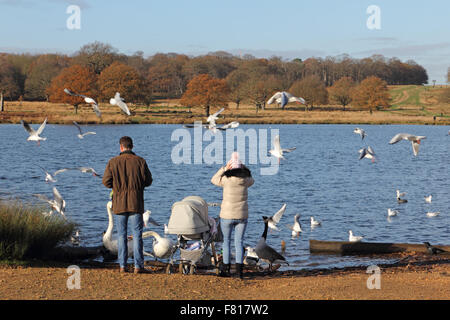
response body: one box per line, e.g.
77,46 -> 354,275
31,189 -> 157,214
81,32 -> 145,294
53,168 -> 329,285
0,92 -> 4,112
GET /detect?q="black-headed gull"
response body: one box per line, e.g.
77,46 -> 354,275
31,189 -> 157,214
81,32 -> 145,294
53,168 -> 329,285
426,211 -> 440,217
396,190 -> 408,203
36,165 -> 57,183
73,121 -> 96,139
358,146 -> 376,162
184,108 -> 239,133
143,210 -> 160,228
310,216 -> 321,227
348,230 -> 363,242
353,128 -> 367,140
387,208 -> 399,217
110,92 -> 131,116
55,167 -> 101,178
424,195 -> 432,203
33,187 -> 66,218
288,214 -> 303,237
269,135 -> 296,163
21,118 -> 47,145
267,91 -> 305,109
64,88 -> 101,118
266,203 -> 286,231
255,216 -> 289,272
244,246 -> 260,266
389,133 -> 426,156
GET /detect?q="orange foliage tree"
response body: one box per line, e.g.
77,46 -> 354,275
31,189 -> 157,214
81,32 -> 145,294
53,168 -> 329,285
328,76 -> 356,111
98,61 -> 148,103
180,74 -> 229,117
47,65 -> 98,114
352,76 -> 391,112
289,75 -> 328,110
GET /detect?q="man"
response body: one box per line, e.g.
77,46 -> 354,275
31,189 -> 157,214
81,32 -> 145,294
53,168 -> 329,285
103,136 -> 153,273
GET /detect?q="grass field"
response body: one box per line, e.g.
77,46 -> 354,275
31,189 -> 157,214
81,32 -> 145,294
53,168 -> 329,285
1,85 -> 449,125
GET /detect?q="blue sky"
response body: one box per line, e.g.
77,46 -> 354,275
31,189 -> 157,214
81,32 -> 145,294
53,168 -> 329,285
1,0 -> 449,83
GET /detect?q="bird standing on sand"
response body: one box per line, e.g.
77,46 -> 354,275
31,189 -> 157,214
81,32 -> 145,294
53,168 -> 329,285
21,118 -> 47,146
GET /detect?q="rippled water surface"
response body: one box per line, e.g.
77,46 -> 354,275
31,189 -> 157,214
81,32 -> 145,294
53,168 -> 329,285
1,123 -> 449,270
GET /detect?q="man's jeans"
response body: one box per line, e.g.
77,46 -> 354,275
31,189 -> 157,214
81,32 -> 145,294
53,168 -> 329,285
116,212 -> 144,269
220,218 -> 248,264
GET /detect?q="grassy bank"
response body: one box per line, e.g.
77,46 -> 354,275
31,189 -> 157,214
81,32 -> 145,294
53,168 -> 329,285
0,85 -> 449,125
0,200 -> 76,260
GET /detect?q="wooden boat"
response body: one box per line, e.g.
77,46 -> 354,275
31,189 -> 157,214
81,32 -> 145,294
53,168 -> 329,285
309,240 -> 450,255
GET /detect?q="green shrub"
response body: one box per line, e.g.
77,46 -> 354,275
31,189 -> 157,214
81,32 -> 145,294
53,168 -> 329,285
0,200 -> 76,260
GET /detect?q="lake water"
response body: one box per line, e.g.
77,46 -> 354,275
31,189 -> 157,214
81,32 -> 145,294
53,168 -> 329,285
0,123 -> 449,271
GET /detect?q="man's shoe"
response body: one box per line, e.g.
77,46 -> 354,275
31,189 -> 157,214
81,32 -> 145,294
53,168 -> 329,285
218,263 -> 230,277
134,267 -> 152,274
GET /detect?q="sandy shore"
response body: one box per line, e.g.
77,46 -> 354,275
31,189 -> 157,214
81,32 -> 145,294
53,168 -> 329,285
1,255 -> 449,300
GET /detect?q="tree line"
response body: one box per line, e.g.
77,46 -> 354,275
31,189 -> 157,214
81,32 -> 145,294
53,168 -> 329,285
0,41 -> 431,112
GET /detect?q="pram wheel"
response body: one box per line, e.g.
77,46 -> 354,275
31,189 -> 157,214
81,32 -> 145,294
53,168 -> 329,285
189,264 -> 195,275
165,264 -> 172,275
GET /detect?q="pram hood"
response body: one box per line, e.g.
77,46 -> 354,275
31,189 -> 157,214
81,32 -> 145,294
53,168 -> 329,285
167,196 -> 210,235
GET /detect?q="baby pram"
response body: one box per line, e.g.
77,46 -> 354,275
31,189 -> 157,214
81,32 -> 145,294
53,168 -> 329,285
165,196 -> 221,275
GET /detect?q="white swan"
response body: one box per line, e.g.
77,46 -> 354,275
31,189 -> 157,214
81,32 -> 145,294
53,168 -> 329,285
142,230 -> 175,259
103,201 -> 153,257
267,91 -> 305,108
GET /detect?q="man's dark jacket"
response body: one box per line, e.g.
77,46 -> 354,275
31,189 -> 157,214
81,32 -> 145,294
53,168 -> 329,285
102,150 -> 152,214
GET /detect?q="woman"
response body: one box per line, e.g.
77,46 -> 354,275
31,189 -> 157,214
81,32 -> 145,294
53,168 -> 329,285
211,152 -> 254,279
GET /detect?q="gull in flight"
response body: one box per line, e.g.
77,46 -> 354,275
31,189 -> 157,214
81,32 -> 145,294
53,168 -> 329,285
267,91 -> 306,109
389,133 -> 426,156
266,203 -> 287,231
269,135 -> 296,163
36,165 -> 57,183
310,216 -> 321,227
64,88 -> 101,118
288,214 -> 303,238
183,108 -> 239,133
73,121 -> 96,139
21,118 -> 47,146
54,167 -> 101,178
110,92 -> 131,116
353,128 -> 367,140
358,146 -> 376,162
143,210 -> 160,228
348,230 -> 363,242
387,208 -> 399,217
33,187 -> 66,219
424,195 -> 432,203
396,189 -> 408,203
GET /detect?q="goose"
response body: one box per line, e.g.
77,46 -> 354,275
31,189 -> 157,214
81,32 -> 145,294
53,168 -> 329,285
33,187 -> 66,218
424,195 -> 432,203
353,128 -> 367,140
103,201 -> 153,257
426,212 -> 440,217
396,190 -> 408,203
348,230 -> 363,242
387,208 -> 399,217
267,91 -> 305,109
310,216 -> 321,227
73,121 -> 96,139
142,230 -> 175,259
269,135 -> 296,163
254,216 -> 289,272
21,118 -> 47,145
64,88 -> 101,118
389,133 -> 426,156
110,92 -> 131,116
266,203 -> 287,231
358,146 -> 376,162
424,242 -> 447,255
288,214 -> 303,237
143,210 -> 160,228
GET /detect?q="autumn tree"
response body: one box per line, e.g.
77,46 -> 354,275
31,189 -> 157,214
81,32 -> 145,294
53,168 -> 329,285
289,75 -> 328,110
352,76 -> 390,112
0,54 -> 21,101
72,41 -> 124,74
24,54 -> 69,101
226,68 -> 250,109
98,61 -> 148,105
180,74 -> 229,117
328,76 -> 355,110
47,65 -> 98,114
243,75 -> 283,112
